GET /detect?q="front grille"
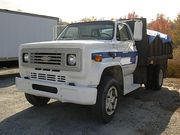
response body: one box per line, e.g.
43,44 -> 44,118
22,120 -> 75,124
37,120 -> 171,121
22,48 -> 81,71
30,53 -> 62,65
31,72 -> 66,83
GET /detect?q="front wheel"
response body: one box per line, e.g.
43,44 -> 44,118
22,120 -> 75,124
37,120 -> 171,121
95,76 -> 120,123
25,93 -> 50,106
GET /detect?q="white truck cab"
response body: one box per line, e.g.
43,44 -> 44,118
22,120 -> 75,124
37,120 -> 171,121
16,18 -> 172,123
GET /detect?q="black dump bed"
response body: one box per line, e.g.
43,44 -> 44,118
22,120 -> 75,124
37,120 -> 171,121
147,31 -> 173,62
124,18 -> 173,66
124,18 -> 173,83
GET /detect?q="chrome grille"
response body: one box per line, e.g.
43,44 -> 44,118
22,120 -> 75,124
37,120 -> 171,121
30,53 -> 62,65
22,48 -> 81,71
31,72 -> 66,83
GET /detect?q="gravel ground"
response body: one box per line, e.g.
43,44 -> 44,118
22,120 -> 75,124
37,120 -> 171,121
0,70 -> 179,135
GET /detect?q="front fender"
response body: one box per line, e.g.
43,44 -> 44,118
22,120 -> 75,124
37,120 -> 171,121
86,59 -> 122,86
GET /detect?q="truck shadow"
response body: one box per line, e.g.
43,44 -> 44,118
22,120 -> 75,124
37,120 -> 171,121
0,87 -> 179,135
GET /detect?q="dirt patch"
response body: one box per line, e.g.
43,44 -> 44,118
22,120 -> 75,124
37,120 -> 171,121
0,75 -> 179,135
164,78 -> 180,90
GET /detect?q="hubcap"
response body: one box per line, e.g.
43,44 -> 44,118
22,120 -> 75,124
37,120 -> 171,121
105,86 -> 118,115
159,69 -> 163,86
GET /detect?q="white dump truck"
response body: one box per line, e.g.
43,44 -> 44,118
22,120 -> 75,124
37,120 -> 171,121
16,18 -> 172,123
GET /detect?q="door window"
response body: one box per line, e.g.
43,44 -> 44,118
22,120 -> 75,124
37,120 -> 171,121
116,24 -> 132,41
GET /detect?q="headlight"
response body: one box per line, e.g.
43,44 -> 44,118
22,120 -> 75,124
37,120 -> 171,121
67,54 -> 76,66
23,53 -> 29,63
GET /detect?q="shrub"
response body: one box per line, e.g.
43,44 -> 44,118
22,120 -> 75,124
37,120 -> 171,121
167,47 -> 180,78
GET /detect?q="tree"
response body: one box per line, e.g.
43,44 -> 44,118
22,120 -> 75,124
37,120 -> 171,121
121,12 -> 139,19
172,13 -> 180,46
148,14 -> 172,36
127,12 -> 139,19
80,16 -> 97,22
58,19 -> 69,25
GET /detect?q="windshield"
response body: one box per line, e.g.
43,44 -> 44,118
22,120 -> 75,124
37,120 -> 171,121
57,21 -> 114,40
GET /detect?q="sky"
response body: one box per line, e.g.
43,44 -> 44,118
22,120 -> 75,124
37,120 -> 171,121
0,0 -> 179,22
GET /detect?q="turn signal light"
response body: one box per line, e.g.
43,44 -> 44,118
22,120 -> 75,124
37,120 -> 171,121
95,54 -> 103,62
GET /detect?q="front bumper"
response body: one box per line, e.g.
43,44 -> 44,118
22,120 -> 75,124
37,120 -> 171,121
16,77 -> 97,105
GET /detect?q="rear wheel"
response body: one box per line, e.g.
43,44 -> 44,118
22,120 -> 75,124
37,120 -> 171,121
25,93 -> 50,106
153,67 -> 163,90
145,65 -> 163,90
95,76 -> 120,123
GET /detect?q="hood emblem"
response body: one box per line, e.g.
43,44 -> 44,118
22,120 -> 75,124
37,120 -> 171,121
41,56 -> 51,61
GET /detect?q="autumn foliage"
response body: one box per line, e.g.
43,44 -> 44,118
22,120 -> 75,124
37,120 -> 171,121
147,13 -> 180,48
171,14 -> 180,46
147,13 -> 180,78
125,12 -> 139,19
148,14 -> 172,36
118,12 -> 139,20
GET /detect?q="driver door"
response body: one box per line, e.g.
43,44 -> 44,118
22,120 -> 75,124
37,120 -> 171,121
116,23 -> 137,75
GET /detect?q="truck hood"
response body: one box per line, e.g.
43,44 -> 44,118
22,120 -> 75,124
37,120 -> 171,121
20,40 -> 113,49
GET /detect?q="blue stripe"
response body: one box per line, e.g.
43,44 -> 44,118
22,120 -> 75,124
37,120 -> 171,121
92,51 -> 138,60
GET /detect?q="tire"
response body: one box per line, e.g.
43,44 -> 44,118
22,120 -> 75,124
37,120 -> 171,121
152,67 -> 163,90
145,65 -> 163,91
25,93 -> 50,106
95,76 -> 120,123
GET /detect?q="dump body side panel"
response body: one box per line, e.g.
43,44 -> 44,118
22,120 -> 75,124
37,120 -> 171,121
122,18 -> 173,83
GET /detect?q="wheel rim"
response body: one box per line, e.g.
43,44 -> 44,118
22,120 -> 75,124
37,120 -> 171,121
105,86 -> 118,115
159,69 -> 163,86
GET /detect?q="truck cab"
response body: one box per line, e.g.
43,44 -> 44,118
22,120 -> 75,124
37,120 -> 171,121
16,18 -> 172,123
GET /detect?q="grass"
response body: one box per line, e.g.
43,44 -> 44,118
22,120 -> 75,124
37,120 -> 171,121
167,47 -> 180,78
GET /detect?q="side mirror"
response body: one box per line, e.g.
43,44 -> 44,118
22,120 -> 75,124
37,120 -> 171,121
133,21 -> 143,41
